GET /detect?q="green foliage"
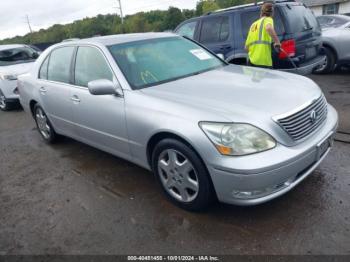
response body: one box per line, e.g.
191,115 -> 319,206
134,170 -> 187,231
0,1 -> 254,45
196,0 -> 255,15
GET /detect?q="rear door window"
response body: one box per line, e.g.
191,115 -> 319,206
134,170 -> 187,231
241,9 -> 285,38
199,16 -> 230,44
176,21 -> 198,39
47,46 -> 75,83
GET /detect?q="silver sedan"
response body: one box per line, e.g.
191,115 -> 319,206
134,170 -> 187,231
316,15 -> 350,73
18,33 -> 338,211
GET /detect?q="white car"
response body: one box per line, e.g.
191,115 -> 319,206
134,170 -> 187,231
0,44 -> 40,111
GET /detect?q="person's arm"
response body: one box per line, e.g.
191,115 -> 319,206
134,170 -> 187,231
266,23 -> 281,49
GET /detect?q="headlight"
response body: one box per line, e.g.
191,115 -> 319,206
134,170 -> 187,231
199,122 -> 276,156
0,74 -> 17,81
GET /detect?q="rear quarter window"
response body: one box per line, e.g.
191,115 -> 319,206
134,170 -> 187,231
39,55 -> 49,80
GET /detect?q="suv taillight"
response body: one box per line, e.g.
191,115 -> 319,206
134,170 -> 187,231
279,39 -> 296,59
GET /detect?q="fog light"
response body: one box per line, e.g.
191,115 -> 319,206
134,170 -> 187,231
232,190 -> 266,199
232,179 -> 293,199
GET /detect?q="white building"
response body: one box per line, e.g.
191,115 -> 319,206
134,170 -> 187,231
300,0 -> 350,16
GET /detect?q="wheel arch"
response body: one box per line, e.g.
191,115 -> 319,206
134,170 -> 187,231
323,42 -> 338,63
29,99 -> 38,117
226,53 -> 248,65
146,131 -> 197,169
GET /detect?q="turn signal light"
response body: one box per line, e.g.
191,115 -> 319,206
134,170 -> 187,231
215,145 -> 232,155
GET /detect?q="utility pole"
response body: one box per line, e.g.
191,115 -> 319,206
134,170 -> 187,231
25,15 -> 33,34
117,0 -> 124,24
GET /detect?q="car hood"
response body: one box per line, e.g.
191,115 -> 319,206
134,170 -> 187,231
0,62 -> 35,76
141,65 -> 322,123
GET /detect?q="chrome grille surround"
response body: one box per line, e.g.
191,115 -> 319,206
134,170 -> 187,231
273,95 -> 328,141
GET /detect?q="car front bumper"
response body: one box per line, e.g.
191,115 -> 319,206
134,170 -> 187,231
207,105 -> 338,206
280,55 -> 326,75
0,80 -> 19,100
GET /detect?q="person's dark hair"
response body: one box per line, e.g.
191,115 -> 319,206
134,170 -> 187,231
261,2 -> 274,17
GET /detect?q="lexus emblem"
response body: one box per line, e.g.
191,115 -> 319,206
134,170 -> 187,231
310,110 -> 317,123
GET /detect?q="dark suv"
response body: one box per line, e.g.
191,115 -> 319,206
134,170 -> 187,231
175,0 -> 325,75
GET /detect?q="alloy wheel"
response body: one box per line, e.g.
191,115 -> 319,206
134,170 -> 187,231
35,108 -> 51,139
157,149 -> 199,203
315,56 -> 328,73
0,95 -> 6,110
0,89 -> 6,110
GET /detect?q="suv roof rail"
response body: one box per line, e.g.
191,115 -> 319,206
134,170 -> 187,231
204,0 -> 296,15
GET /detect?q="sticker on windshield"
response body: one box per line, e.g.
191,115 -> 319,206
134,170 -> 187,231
190,49 -> 212,60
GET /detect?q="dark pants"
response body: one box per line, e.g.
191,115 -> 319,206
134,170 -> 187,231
247,60 -> 272,69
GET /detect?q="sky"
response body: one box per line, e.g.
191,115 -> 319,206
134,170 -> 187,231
0,0 -> 198,40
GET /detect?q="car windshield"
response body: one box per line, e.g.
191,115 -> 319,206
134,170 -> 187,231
0,46 -> 38,66
108,37 -> 225,89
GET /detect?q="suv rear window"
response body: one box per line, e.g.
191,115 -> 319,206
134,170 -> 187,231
241,8 -> 285,37
200,16 -> 230,44
283,5 -> 320,33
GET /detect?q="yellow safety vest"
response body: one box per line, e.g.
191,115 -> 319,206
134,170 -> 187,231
245,17 -> 274,67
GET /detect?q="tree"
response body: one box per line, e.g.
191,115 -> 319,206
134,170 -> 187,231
202,1 -> 220,14
163,7 -> 185,31
0,1 -> 254,45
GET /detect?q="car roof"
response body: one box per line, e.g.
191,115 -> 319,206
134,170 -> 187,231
204,0 -> 298,15
0,44 -> 26,51
62,32 -> 178,47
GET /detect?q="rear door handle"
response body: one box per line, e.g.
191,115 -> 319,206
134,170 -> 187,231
220,45 -> 232,50
71,95 -> 81,103
39,87 -> 47,94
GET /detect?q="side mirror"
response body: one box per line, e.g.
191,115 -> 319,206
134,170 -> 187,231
32,52 -> 40,59
216,53 -> 225,60
88,79 -> 121,96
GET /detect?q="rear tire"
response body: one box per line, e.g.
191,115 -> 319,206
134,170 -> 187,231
33,104 -> 58,143
152,138 -> 215,211
314,47 -> 336,74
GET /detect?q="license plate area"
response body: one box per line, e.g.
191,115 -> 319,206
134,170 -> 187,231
306,47 -> 317,59
317,133 -> 333,160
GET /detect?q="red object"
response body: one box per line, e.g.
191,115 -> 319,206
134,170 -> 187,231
279,39 -> 296,59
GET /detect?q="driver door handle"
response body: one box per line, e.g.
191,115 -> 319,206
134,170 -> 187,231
39,87 -> 47,94
71,95 -> 81,103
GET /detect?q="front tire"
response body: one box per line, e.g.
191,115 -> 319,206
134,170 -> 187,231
34,104 -> 57,143
314,47 -> 336,74
152,138 -> 215,211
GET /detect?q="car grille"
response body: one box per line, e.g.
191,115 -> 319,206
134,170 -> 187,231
276,95 -> 328,141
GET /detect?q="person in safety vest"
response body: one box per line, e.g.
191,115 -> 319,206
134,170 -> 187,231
245,2 -> 281,68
